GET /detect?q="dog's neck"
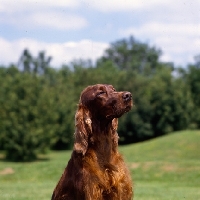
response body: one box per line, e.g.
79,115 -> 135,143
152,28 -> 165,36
91,117 -> 113,132
87,117 -> 118,162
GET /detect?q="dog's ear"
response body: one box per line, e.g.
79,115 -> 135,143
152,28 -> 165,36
111,118 -> 119,152
73,104 -> 92,155
112,118 -> 118,131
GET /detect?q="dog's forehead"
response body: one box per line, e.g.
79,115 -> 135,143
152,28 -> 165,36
80,84 -> 115,103
94,84 -> 115,91
84,84 -> 114,94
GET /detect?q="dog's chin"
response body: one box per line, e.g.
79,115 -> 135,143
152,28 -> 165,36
106,105 -> 132,119
120,106 -> 132,116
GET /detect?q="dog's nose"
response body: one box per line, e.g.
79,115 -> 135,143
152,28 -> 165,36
122,92 -> 132,101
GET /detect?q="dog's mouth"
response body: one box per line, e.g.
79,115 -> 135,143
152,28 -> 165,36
106,103 -> 132,119
124,104 -> 132,113
117,105 -> 132,116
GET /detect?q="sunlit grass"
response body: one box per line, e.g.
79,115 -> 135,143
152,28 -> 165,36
120,130 -> 200,199
0,130 -> 200,199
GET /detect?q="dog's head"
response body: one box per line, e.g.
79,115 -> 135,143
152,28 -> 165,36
80,84 -> 132,120
74,84 -> 133,155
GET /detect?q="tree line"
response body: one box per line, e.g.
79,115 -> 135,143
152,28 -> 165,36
0,36 -> 199,161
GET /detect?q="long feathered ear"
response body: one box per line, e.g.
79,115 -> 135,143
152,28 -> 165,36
112,118 -> 118,131
73,104 -> 92,155
112,118 -> 119,152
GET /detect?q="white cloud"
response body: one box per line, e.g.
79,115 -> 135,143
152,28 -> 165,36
82,0 -> 200,14
0,11 -> 87,31
0,0 -> 87,30
30,12 -> 87,30
2,0 -> 198,13
81,0 -> 170,12
0,37 -> 109,67
122,23 -> 200,38
120,23 -> 200,66
0,0 -> 79,13
1,0 -> 200,67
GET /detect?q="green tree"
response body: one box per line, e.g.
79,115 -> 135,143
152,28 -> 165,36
117,72 -> 154,143
0,71 -> 53,161
98,36 -> 162,75
50,66 -> 76,150
18,49 -> 52,75
1,37 -> 198,160
185,55 -> 200,128
149,67 -> 194,136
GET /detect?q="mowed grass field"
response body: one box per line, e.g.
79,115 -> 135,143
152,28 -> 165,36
0,130 -> 200,200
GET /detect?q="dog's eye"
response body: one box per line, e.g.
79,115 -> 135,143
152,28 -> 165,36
97,91 -> 106,96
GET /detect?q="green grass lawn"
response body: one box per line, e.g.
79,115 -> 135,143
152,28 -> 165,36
0,130 -> 200,199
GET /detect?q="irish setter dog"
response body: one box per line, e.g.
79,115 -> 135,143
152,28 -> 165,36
51,84 -> 133,200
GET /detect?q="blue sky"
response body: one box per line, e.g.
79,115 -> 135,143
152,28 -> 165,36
0,0 -> 200,67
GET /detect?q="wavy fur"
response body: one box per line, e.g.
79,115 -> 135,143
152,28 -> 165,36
52,84 -> 133,200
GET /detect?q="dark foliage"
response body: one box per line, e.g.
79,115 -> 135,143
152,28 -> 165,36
0,36 -> 199,161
